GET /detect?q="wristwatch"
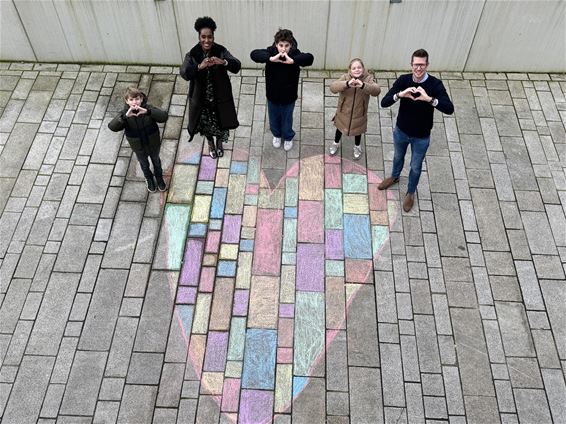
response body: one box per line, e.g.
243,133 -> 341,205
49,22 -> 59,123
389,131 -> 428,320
429,97 -> 436,105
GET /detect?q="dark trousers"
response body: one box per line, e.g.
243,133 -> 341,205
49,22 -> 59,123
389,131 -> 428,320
335,129 -> 362,146
135,149 -> 163,179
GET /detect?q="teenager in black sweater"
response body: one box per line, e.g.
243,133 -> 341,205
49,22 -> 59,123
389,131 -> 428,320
379,49 -> 454,212
250,29 -> 314,152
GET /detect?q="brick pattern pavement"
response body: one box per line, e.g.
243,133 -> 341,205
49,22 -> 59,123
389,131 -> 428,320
0,62 -> 565,423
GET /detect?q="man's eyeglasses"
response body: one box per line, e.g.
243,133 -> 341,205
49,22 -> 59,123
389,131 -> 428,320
412,63 -> 428,69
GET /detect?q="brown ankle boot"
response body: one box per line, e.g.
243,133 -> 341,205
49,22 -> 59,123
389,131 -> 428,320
378,177 -> 399,190
403,193 -> 415,212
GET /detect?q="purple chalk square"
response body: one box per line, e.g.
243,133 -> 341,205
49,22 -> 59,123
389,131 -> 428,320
198,156 -> 217,180
279,303 -> 294,318
222,215 -> 242,243
203,331 -> 229,372
296,243 -> 325,292
325,229 -> 344,260
176,286 -> 197,304
179,238 -> 204,286
239,389 -> 274,424
232,289 -> 249,316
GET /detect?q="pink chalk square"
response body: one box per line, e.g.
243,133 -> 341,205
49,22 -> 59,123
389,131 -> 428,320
345,259 -> 374,284
176,286 -> 197,304
198,156 -> 217,180
367,172 -> 381,184
233,289 -> 249,316
297,201 -> 324,243
205,231 -> 221,253
245,183 -> 259,194
252,209 -> 283,276
342,160 -> 366,175
232,148 -> 249,161
279,303 -> 294,318
277,347 -> 293,363
368,184 -> 387,211
221,378 -> 241,412
199,267 -> 216,292
277,318 -> 294,347
325,163 -> 342,189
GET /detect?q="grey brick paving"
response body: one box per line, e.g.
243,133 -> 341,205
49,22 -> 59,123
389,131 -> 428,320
1,63 -> 565,423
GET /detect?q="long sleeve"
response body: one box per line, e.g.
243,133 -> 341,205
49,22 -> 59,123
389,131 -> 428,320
290,49 -> 314,67
433,81 -> 454,115
250,47 -> 272,64
361,75 -> 381,97
108,113 -> 126,132
329,74 -> 349,94
381,76 -> 407,108
180,52 -> 198,81
222,49 -> 241,74
147,105 -> 168,123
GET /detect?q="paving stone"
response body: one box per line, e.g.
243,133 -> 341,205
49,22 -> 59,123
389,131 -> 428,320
134,271 -> 175,352
0,278 -> 31,333
405,382 -> 425,424
495,301 -> 536,357
106,317 -> 138,377
540,280 -> 566,359
349,367 -> 383,424
464,395 -> 500,424
99,378 -> 125,401
541,368 -> 566,424
346,285 -> 379,367
471,188 -> 508,251
60,350 -> 106,415
514,389 -> 552,424
40,383 -> 65,418
126,352 -> 164,385
79,269 -> 128,350
507,357 -> 543,388
53,225 -> 94,272
432,193 -> 467,257
380,343 -> 405,407
101,202 -> 144,268
26,272 -> 80,355
117,385 -> 157,424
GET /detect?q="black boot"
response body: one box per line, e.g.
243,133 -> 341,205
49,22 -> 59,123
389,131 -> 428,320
207,137 -> 217,159
155,175 -> 167,191
215,137 -> 224,157
146,176 -> 156,193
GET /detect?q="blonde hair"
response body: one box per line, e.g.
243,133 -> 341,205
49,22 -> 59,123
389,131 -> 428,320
123,86 -> 143,101
349,58 -> 365,70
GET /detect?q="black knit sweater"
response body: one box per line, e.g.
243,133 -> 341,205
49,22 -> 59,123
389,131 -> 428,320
381,74 -> 454,138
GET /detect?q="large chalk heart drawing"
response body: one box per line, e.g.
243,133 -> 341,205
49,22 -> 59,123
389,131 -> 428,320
163,149 -> 398,423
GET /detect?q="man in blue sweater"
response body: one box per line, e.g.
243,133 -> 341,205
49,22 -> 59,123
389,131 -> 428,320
379,49 -> 454,212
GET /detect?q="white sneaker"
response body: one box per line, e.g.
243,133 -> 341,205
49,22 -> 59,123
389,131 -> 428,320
283,140 -> 293,151
272,137 -> 281,148
353,145 -> 362,160
329,143 -> 339,156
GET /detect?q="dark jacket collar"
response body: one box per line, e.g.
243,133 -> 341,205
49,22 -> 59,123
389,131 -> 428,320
189,42 -> 225,62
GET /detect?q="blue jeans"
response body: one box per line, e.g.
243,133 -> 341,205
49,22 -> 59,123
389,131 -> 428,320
267,100 -> 295,141
391,127 -> 430,194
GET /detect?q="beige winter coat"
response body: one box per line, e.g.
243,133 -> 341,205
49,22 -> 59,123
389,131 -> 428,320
330,70 -> 381,136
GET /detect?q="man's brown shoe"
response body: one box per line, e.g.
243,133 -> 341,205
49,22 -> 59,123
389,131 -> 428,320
403,193 -> 415,212
378,177 -> 399,190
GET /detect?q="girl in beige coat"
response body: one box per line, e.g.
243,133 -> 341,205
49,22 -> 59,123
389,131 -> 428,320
329,58 -> 381,159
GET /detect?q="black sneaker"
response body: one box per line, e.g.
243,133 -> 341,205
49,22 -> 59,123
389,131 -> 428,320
146,177 -> 156,193
156,176 -> 167,192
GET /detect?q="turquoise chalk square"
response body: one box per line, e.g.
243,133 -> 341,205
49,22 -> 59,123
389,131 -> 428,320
230,161 -> 248,174
240,239 -> 254,252
244,194 -> 258,206
217,260 -> 237,277
282,252 -> 296,265
195,180 -> 214,194
209,219 -> 223,230
188,223 -> 207,237
343,174 -> 368,194
284,207 -> 297,218
325,260 -> 345,276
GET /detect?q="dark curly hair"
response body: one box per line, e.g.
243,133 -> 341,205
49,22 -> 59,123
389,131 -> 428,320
194,16 -> 217,33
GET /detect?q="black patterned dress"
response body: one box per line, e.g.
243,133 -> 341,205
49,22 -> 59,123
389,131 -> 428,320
195,69 -> 229,144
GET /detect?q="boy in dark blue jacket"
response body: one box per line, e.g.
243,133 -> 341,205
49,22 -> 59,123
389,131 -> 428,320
251,29 -> 314,151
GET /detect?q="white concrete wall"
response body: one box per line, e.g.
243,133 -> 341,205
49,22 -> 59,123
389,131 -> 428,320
1,0 -> 564,72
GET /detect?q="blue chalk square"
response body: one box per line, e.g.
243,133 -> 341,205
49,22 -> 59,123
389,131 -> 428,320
239,239 -> 254,252
230,161 -> 248,174
217,260 -> 237,277
188,223 -> 207,237
284,207 -> 298,218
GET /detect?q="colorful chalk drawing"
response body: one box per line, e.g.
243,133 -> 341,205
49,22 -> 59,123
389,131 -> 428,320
163,143 -> 398,423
